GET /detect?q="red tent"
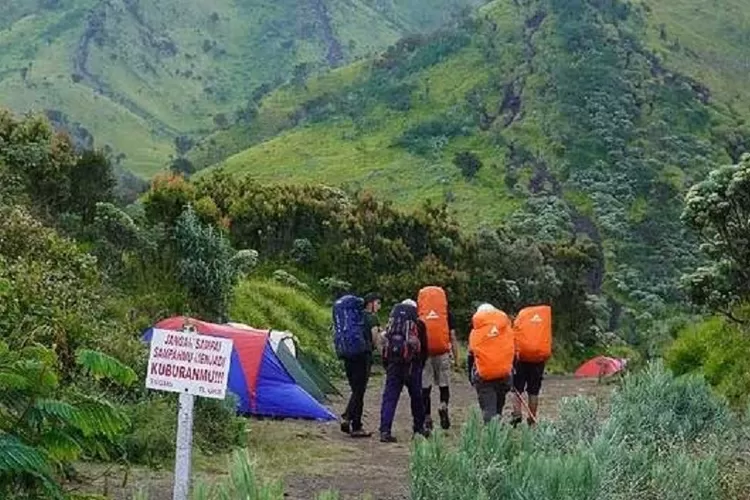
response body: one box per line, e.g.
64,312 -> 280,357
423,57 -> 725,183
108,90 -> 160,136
574,356 -> 626,378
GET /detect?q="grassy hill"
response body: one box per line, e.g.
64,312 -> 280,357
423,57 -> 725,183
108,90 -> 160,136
194,0 -> 750,321
0,0 -> 481,177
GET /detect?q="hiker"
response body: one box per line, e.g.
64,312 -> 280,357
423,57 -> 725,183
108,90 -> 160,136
378,299 -> 429,443
335,292 -> 382,438
511,305 -> 552,426
467,304 -> 515,423
417,286 -> 459,430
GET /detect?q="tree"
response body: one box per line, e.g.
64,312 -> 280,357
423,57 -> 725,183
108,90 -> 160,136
173,205 -> 241,321
170,157 -> 196,176
681,153 -> 750,321
174,135 -> 194,156
453,151 -> 483,179
68,150 -> 116,221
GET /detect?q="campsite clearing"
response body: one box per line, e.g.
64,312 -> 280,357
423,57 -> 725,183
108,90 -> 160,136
76,372 -> 610,499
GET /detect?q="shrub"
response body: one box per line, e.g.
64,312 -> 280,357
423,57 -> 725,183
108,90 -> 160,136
318,276 -> 352,299
123,395 -> 245,466
453,151 -> 483,179
665,315 -> 750,409
0,343 -> 133,498
291,238 -> 315,265
272,269 -> 309,291
410,361 -> 744,500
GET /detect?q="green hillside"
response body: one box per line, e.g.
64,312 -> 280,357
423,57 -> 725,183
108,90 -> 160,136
0,0 -> 481,177
196,0 -> 750,325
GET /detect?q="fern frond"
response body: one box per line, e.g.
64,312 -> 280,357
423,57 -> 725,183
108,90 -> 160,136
70,398 -> 131,439
0,433 -> 61,498
75,349 -> 137,387
32,399 -> 78,425
0,371 -> 32,391
37,430 -> 83,463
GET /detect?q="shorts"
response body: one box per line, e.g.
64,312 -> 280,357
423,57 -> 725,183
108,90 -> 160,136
512,360 -> 545,396
422,353 -> 451,388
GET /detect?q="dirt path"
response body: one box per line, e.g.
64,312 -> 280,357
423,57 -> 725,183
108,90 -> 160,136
79,370 -> 610,500
283,370 -> 609,499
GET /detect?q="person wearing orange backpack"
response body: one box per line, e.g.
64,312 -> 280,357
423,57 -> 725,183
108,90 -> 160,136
511,305 -> 552,426
467,304 -> 515,423
417,285 -> 459,431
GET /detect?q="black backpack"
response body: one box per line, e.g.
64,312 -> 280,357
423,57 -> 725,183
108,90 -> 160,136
383,303 -> 421,364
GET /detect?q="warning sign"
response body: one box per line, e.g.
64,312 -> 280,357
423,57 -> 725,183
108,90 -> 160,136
146,329 -> 233,400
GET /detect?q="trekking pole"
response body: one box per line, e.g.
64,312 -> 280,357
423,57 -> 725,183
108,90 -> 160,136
511,386 -> 538,425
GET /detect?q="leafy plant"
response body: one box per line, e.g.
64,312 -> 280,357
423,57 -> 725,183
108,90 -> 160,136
0,342 -> 134,498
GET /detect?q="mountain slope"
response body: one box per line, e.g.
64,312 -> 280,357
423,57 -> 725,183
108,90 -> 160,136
0,0 -> 481,176
196,0 -> 750,327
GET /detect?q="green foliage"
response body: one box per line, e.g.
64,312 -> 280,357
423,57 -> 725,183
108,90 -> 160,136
75,349 -> 137,388
681,154 -> 750,320
0,110 -> 115,222
231,279 -> 338,374
0,341 -> 131,498
0,205 -> 104,367
453,151 -> 483,179
174,205 -> 240,321
395,113 -> 472,157
411,361 -> 745,500
143,170 -> 600,347
666,314 -> 750,409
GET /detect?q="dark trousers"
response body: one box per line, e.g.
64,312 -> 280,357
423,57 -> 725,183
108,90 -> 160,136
379,362 -> 425,435
343,353 -> 371,431
476,377 -> 511,423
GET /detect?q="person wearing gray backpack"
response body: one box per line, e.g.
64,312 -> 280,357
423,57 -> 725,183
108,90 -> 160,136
378,299 -> 430,443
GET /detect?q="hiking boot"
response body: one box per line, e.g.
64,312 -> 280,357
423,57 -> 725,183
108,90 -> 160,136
350,429 -> 372,438
424,416 -> 433,431
413,428 -> 431,439
340,419 -> 351,434
438,408 -> 450,430
380,433 -> 398,443
510,415 -> 523,428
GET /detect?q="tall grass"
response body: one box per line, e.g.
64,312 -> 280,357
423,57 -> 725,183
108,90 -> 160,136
411,361 -> 746,500
230,278 -> 338,374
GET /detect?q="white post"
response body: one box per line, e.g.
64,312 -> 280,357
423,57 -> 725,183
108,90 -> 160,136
173,391 -> 195,500
173,324 -> 196,500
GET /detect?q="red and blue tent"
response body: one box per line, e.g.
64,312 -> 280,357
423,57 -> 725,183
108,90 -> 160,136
142,316 -> 336,421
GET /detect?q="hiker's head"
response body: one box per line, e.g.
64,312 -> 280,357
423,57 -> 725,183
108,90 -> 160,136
364,292 -> 382,313
401,298 -> 417,308
476,303 -> 497,313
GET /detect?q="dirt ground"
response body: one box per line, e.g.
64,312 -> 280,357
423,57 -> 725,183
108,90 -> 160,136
77,370 -> 610,500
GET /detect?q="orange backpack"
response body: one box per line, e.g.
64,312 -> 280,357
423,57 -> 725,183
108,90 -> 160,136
417,286 -> 451,356
513,305 -> 552,363
469,308 -> 514,381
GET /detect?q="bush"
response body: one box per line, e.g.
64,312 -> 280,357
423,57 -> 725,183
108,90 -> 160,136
272,269 -> 309,291
123,395 -> 245,466
665,315 -> 750,409
410,361 -> 745,500
453,151 -> 483,179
